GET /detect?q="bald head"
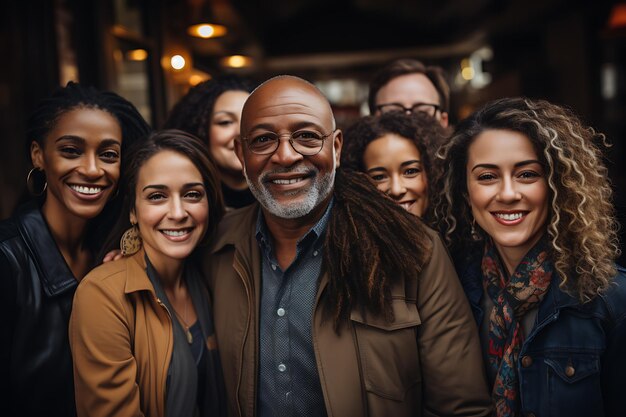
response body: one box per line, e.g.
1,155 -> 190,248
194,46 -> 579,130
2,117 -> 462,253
235,74 -> 343,221
241,75 -> 336,133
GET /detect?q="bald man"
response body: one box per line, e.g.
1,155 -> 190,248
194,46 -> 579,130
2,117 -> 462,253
204,76 -> 491,417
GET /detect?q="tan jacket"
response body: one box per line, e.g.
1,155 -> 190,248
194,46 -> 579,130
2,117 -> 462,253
70,249 -> 173,417
205,204 -> 492,417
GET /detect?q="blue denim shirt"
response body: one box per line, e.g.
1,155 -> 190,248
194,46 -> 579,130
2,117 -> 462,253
457,254 -> 626,417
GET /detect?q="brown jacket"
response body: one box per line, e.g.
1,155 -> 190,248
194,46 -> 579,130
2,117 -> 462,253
70,249 -> 173,417
205,204 -> 492,417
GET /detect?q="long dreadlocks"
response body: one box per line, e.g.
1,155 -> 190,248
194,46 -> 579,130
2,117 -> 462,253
323,168 -> 433,329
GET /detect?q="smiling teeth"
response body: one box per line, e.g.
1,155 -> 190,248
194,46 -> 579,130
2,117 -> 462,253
272,178 -> 304,185
162,230 -> 189,237
163,230 -> 187,237
496,212 -> 523,221
399,202 -> 413,211
70,185 -> 102,194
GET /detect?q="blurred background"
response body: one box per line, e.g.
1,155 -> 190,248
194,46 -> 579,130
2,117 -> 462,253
1,0 -> 625,261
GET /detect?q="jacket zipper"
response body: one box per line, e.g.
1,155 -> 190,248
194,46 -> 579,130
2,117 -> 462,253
233,250 -> 253,417
155,296 -> 174,417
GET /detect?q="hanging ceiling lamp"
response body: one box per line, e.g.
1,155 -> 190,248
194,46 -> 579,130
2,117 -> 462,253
187,0 -> 227,39
608,3 -> 626,30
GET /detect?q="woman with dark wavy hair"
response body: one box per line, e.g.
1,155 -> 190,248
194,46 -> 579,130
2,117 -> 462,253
342,111 -> 445,220
70,130 -> 225,417
165,75 -> 255,209
434,97 -> 626,417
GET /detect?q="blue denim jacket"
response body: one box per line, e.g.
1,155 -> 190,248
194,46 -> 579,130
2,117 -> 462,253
458,255 -> 626,417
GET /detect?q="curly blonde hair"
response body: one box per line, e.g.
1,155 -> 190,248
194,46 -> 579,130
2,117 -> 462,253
433,97 -> 620,302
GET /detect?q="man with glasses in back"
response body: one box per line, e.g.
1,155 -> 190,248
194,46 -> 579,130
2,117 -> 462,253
204,75 -> 490,417
369,58 -> 450,128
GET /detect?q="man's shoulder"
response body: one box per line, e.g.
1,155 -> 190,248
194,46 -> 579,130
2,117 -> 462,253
210,203 -> 259,253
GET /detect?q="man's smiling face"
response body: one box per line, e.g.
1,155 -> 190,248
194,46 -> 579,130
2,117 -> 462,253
236,77 -> 342,219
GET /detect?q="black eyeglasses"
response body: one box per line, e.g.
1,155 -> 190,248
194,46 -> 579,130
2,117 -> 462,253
240,129 -> 335,156
376,102 -> 441,117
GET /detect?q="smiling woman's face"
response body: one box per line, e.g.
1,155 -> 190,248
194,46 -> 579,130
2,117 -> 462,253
209,90 -> 249,175
30,107 -> 122,221
131,150 -> 209,269
363,133 -> 428,217
466,129 -> 549,269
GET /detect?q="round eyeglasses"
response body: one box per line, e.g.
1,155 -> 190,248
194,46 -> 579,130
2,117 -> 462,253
240,129 -> 336,156
376,102 -> 441,117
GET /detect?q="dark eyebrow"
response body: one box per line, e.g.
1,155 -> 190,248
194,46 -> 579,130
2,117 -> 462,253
142,184 -> 167,192
366,167 -> 387,174
471,159 -> 542,172
367,159 -> 421,174
514,159 -> 542,168
54,135 -> 121,147
142,182 -> 205,192
99,139 -> 122,148
55,135 -> 85,144
400,159 -> 421,167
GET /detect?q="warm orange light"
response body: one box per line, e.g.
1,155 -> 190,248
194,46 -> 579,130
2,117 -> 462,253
222,55 -> 252,68
171,55 -> 186,70
609,4 -> 626,29
461,67 -> 475,80
187,23 -> 227,39
189,74 -> 209,86
126,49 -> 148,61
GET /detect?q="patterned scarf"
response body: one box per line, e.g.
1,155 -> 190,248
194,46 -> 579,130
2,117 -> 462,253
482,237 -> 553,417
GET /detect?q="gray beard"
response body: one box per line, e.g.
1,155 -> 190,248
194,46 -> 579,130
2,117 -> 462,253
244,163 -> 335,219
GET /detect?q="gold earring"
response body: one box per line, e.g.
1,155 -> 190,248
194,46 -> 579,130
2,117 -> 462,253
120,223 -> 142,256
26,168 -> 47,196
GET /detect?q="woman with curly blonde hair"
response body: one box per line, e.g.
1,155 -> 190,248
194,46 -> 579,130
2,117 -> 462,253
434,97 -> 626,417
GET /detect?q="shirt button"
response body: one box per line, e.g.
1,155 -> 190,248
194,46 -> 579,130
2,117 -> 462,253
521,355 -> 533,368
565,365 -> 575,377
271,264 -> 277,271
278,363 -> 287,372
277,308 -> 286,317
313,250 -> 319,257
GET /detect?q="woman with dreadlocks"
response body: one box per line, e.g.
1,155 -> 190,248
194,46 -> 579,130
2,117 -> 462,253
165,74 -> 256,210
434,97 -> 626,417
0,82 -> 150,417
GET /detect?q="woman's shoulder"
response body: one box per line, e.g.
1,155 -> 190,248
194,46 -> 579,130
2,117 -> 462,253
78,252 -> 150,295
77,256 -> 135,296
0,215 -> 19,243
596,265 -> 626,323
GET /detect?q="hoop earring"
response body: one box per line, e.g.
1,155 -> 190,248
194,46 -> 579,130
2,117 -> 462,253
26,168 -> 47,196
470,218 -> 482,241
120,223 -> 142,256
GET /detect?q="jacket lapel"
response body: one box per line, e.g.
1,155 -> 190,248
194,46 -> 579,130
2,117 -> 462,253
17,201 -> 77,297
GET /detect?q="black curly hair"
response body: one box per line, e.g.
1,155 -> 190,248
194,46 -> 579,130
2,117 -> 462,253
163,74 -> 255,144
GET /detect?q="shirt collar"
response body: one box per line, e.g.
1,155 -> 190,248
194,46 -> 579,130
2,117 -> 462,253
255,198 -> 334,256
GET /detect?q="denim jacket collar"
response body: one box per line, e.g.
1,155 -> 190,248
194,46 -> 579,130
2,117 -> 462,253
461,254 -> 579,328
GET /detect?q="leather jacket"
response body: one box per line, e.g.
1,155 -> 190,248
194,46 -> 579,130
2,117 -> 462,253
457,252 -> 626,417
0,201 -> 78,417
